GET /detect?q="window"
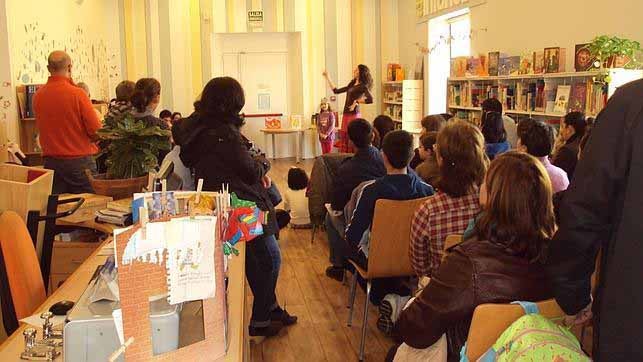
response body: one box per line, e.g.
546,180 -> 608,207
449,14 -> 471,59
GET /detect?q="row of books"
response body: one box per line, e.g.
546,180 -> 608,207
384,104 -> 403,121
448,80 -> 607,116
17,84 -> 43,119
386,63 -> 405,81
451,43 -> 603,78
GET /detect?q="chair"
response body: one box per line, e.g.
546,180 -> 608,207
0,211 -> 47,335
307,153 -> 352,242
346,197 -> 431,361
464,299 -> 565,360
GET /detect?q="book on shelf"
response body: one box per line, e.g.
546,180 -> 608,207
487,52 -> 500,76
569,82 -> 588,112
451,57 -> 468,77
574,43 -> 596,72
535,80 -> 546,112
499,56 -> 520,76
533,51 -> 545,74
544,47 -> 566,73
519,54 -> 534,75
466,57 -> 482,77
554,85 -> 571,114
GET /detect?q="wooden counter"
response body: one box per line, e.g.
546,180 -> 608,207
0,238 -> 248,362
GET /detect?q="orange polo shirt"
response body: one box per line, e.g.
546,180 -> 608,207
33,75 -> 102,157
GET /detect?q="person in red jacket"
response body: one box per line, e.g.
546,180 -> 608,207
34,50 -> 102,194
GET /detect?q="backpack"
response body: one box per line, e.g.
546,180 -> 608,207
463,301 -> 590,362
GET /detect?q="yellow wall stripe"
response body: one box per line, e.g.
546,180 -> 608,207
190,0 -> 203,96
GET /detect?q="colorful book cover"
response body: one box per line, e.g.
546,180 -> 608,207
453,57 -> 468,77
533,51 -> 545,74
499,56 -> 520,76
488,52 -> 500,76
519,54 -> 534,75
569,82 -> 588,112
544,47 -> 566,73
575,43 -> 596,72
467,57 -> 482,77
554,85 -> 572,114
478,55 -> 489,76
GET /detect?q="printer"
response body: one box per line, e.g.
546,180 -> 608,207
63,266 -> 180,362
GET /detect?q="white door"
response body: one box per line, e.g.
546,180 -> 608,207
222,52 -> 290,156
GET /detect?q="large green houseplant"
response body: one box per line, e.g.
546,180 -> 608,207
89,113 -> 171,199
588,35 -> 641,69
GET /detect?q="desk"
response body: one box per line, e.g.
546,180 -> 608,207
260,128 -> 307,163
0,239 -> 248,362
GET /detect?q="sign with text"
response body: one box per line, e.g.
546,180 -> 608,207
247,10 -> 264,28
418,0 -> 486,20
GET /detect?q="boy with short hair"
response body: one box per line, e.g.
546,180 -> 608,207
345,130 -> 434,304
516,118 -> 569,193
415,132 -> 440,187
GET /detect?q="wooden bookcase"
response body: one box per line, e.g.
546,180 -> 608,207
447,69 -> 643,125
382,79 -> 423,132
16,84 -> 44,163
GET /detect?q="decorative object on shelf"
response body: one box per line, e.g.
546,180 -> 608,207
575,43 -> 598,72
544,47 -> 566,73
587,35 -> 641,69
519,53 -> 534,75
91,114 -> 171,199
452,57 -> 468,77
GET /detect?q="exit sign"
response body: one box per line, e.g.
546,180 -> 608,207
248,10 -> 264,28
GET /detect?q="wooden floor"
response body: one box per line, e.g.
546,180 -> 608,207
249,158 -> 395,362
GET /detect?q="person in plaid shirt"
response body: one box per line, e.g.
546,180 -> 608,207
409,121 -> 489,278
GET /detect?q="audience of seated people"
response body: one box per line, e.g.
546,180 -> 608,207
414,132 -> 440,186
325,119 -> 386,281
481,111 -> 510,160
552,111 -> 590,180
409,114 -> 448,169
372,114 -> 396,149
389,151 -> 556,361
343,130 -> 434,304
481,98 -> 517,148
517,118 -> 569,193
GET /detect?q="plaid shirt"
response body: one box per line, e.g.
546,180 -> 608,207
410,190 -> 480,277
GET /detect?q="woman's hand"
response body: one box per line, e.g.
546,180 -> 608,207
262,175 -> 272,189
349,100 -> 359,112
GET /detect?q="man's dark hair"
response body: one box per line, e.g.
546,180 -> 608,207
382,130 -> 414,169
287,167 -> 309,190
347,118 -> 373,149
421,114 -> 446,132
419,132 -> 438,151
195,77 -> 245,128
563,111 -> 588,137
159,110 -> 172,119
481,111 -> 507,143
517,119 -> 554,157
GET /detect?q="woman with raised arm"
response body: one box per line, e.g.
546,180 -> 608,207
323,65 -> 374,153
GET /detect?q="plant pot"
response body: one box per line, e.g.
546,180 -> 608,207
85,171 -> 148,200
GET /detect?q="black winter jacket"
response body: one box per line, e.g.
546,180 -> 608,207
546,79 -> 643,361
172,112 -> 278,236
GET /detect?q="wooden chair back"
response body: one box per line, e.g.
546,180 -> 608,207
0,211 -> 46,333
366,197 -> 431,279
465,299 -> 565,360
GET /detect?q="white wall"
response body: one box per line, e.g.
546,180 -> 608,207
470,0 -> 643,72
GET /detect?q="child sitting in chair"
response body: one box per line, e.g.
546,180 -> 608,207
283,167 -> 311,228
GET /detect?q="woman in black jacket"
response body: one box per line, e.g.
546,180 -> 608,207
172,77 -> 296,338
552,111 -> 588,180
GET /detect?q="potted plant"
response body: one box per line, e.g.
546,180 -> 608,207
88,114 -> 171,200
588,35 -> 641,69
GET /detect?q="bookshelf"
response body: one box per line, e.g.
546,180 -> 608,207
16,84 -> 44,161
382,79 -> 423,131
447,69 -> 643,125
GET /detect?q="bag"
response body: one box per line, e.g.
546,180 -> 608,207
471,301 -> 590,362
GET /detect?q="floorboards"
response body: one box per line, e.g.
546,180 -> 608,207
249,158 -> 395,362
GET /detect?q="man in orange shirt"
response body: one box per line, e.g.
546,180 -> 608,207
34,51 -> 102,194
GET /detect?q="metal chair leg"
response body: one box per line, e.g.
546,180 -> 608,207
347,272 -> 358,325
358,281 -> 371,362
